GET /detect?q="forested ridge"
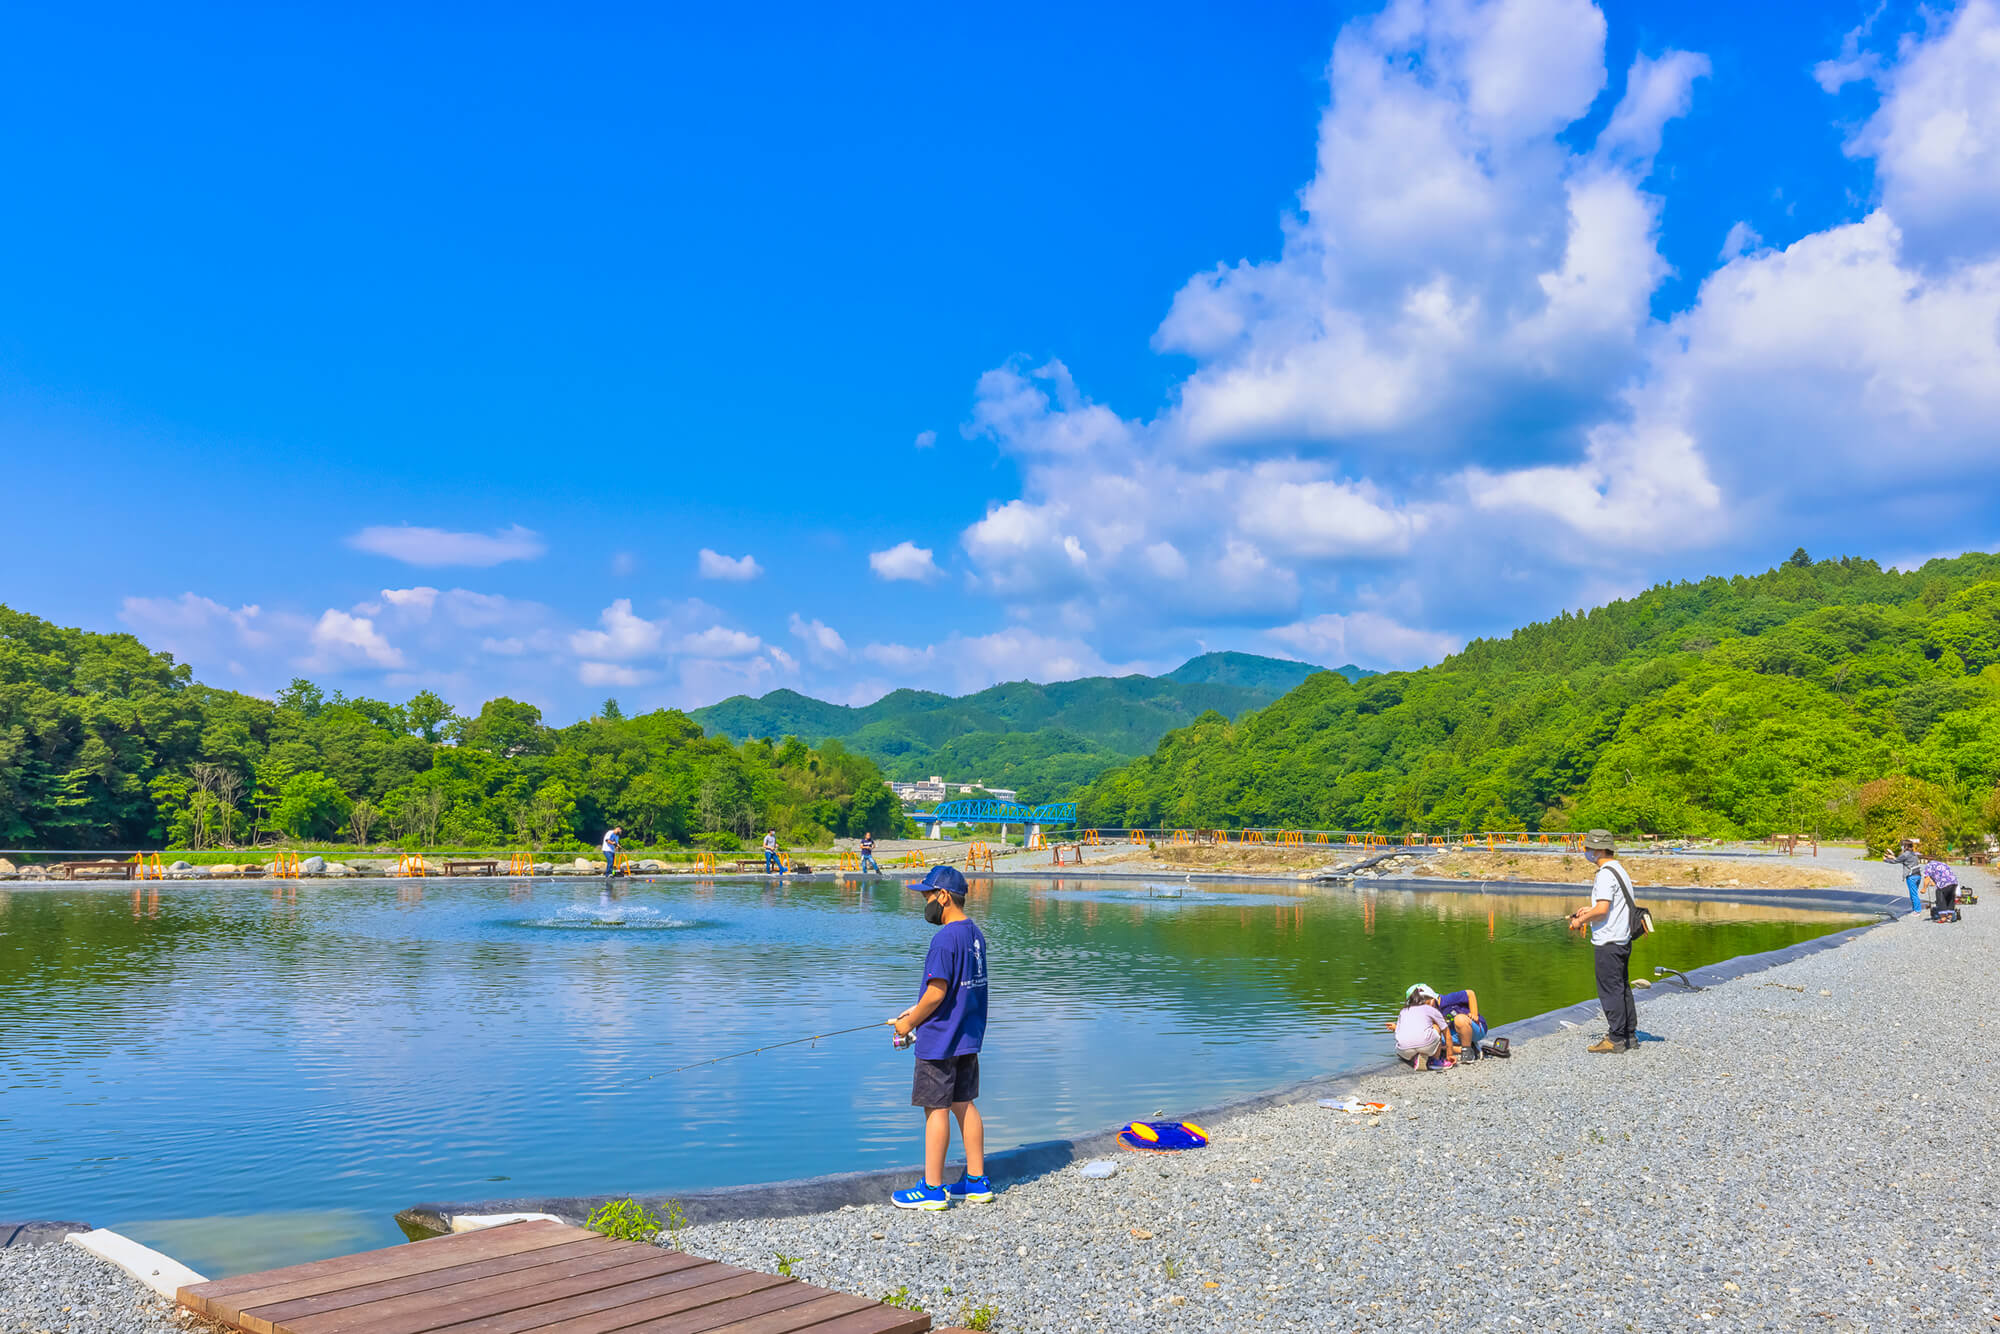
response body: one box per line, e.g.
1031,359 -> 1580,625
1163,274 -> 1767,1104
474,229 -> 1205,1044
1081,551 -> 2000,846
0,606 -> 907,851
692,651 -> 1359,797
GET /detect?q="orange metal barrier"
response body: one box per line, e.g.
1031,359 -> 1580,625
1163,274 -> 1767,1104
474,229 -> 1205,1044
272,851 -> 302,879
394,854 -> 427,877
967,843 -> 995,872
129,852 -> 166,879
1244,829 -> 1265,844
507,851 -> 534,875
1083,830 -> 1101,846
694,851 -> 717,874
1279,830 -> 1303,846
1171,829 -> 1192,845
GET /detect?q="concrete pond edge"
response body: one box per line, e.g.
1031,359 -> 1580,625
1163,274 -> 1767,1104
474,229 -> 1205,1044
399,889 -> 1894,1239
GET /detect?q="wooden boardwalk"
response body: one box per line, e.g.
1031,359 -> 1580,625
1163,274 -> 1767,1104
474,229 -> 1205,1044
177,1219 -> 937,1334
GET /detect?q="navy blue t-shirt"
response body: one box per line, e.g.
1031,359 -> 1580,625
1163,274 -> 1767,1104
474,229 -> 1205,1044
915,918 -> 988,1060
1439,989 -> 1474,1018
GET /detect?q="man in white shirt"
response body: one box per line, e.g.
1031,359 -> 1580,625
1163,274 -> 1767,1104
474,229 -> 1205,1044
763,830 -> 781,875
1567,828 -> 1637,1053
600,827 -> 621,877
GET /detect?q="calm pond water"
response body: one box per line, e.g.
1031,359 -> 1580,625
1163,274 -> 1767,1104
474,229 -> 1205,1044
0,874 -> 1858,1275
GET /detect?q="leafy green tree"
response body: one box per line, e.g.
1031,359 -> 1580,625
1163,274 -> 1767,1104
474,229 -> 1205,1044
404,690 -> 456,743
460,698 -> 549,758
273,771 -> 351,840
600,698 -> 624,721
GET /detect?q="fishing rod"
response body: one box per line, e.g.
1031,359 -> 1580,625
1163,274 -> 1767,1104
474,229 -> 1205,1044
616,1021 -> 886,1087
1490,917 -> 1579,944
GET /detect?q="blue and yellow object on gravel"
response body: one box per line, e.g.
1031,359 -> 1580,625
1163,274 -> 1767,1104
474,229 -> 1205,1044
1116,1120 -> 1209,1152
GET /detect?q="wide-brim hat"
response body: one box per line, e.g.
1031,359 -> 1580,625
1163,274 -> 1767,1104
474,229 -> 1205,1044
1583,829 -> 1616,852
907,864 -> 969,899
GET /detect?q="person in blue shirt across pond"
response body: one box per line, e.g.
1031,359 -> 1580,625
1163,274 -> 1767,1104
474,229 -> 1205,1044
887,865 -> 991,1210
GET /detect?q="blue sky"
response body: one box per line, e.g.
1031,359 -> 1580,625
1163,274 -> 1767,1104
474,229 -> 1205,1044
4,0 -> 1997,721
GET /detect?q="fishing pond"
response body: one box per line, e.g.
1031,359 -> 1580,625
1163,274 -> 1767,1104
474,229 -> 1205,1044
0,874 -> 1863,1274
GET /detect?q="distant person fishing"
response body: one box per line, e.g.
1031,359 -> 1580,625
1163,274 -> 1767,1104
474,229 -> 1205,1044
600,826 -> 622,877
859,831 -> 881,875
1883,837 -> 1926,914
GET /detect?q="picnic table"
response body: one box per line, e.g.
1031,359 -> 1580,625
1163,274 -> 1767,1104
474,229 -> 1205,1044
61,860 -> 136,881
443,859 -> 499,876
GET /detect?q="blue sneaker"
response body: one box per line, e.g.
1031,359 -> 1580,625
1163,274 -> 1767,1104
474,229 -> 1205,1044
891,1181 -> 949,1211
945,1174 -> 994,1204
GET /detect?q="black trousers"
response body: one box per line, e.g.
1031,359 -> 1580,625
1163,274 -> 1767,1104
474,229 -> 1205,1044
1594,940 -> 1637,1042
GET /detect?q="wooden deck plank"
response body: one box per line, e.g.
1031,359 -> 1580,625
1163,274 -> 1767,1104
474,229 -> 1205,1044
644,1292 -> 874,1334
567,1283 -> 849,1334
765,1307 -> 929,1334
282,1252 -> 712,1334
432,1269 -> 791,1334
182,1222 -> 584,1314
238,1238 -> 640,1334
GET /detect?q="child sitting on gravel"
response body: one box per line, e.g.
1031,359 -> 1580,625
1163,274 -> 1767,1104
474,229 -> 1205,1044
1394,986 -> 1458,1070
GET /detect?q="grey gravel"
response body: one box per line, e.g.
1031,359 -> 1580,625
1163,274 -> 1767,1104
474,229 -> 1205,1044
0,1243 -> 205,1334
675,857 -> 1998,1331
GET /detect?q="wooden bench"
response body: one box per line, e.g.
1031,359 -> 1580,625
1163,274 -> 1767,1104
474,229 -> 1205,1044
443,860 -> 499,877
61,860 -> 136,881
179,1219 -> 932,1334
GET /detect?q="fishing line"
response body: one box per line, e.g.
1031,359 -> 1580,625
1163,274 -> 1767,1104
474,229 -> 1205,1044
616,1022 -> 886,1087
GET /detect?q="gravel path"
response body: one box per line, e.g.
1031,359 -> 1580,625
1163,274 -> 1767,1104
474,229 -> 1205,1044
0,1242 -> 202,1334
676,859 -> 1996,1331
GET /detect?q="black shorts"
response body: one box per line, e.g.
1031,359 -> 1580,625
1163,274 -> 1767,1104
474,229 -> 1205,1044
911,1053 -> 980,1108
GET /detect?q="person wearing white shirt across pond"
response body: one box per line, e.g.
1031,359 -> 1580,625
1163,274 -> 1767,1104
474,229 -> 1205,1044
1567,828 -> 1637,1053
600,827 -> 621,877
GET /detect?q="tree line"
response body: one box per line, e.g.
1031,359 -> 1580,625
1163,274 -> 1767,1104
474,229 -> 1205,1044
0,606 -> 913,851
1079,550 -> 2000,852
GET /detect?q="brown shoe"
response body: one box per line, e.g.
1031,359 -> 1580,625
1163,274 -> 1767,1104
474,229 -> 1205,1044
1586,1037 -> 1620,1054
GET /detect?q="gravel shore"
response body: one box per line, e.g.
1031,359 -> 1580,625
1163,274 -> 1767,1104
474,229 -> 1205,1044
676,858 -> 1996,1331
0,1242 -> 200,1334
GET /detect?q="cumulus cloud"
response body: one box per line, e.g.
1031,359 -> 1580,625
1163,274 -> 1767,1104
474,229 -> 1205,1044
121,593 -> 266,644
1267,612 -> 1462,670
678,626 -> 764,657
579,662 -> 651,687
308,609 -> 405,669
868,541 -> 944,582
697,549 -> 764,581
788,613 -> 848,663
914,429 -> 937,449
929,0 -> 2000,676
346,523 -> 545,567
569,599 -> 664,660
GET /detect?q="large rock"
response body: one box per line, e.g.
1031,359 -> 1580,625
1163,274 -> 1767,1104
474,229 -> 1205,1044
573,857 -> 597,870
323,861 -> 352,876
0,858 -> 15,874
302,855 -> 327,875
637,859 -> 666,872
533,862 -> 554,875
170,860 -> 193,872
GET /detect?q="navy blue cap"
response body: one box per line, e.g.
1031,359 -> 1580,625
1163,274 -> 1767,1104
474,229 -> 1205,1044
907,864 -> 969,898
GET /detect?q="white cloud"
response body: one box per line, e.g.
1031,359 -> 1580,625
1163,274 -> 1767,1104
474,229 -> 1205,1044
1267,612 -> 1461,670
380,586 -> 440,617
1719,221 -> 1762,261
863,641 -> 934,670
120,593 -> 266,645
697,549 -> 764,581
678,626 -> 763,657
569,599 -> 664,659
308,609 -> 405,669
1597,50 -> 1711,167
480,636 -> 527,656
914,429 -> 937,449
787,613 -> 848,663
869,541 -> 943,582
579,662 -> 651,687
346,523 -> 545,567
767,645 -> 799,672
1840,0 -> 2000,264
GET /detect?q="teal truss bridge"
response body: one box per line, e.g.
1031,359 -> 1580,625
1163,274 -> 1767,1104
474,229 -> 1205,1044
908,798 -> 1077,832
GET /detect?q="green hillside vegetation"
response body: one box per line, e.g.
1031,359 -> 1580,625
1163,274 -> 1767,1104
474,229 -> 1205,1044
1081,551 -> 2000,850
692,653 -> 1349,797
0,606 -> 910,852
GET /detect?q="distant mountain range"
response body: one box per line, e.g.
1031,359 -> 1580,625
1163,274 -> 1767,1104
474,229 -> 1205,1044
690,652 -> 1373,800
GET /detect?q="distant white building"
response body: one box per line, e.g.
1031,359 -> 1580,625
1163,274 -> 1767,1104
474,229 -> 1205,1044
884,776 -> 1019,805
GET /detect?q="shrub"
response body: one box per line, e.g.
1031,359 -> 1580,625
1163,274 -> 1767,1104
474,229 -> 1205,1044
585,1197 -> 686,1242
1858,775 -> 1956,855
693,831 -> 743,852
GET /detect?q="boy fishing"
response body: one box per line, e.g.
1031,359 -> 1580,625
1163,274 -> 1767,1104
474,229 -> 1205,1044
887,864 -> 992,1210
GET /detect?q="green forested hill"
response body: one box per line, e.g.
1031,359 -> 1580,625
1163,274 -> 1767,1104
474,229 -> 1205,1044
0,606 -> 907,851
691,653 -> 1350,797
1081,552 -> 2000,846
